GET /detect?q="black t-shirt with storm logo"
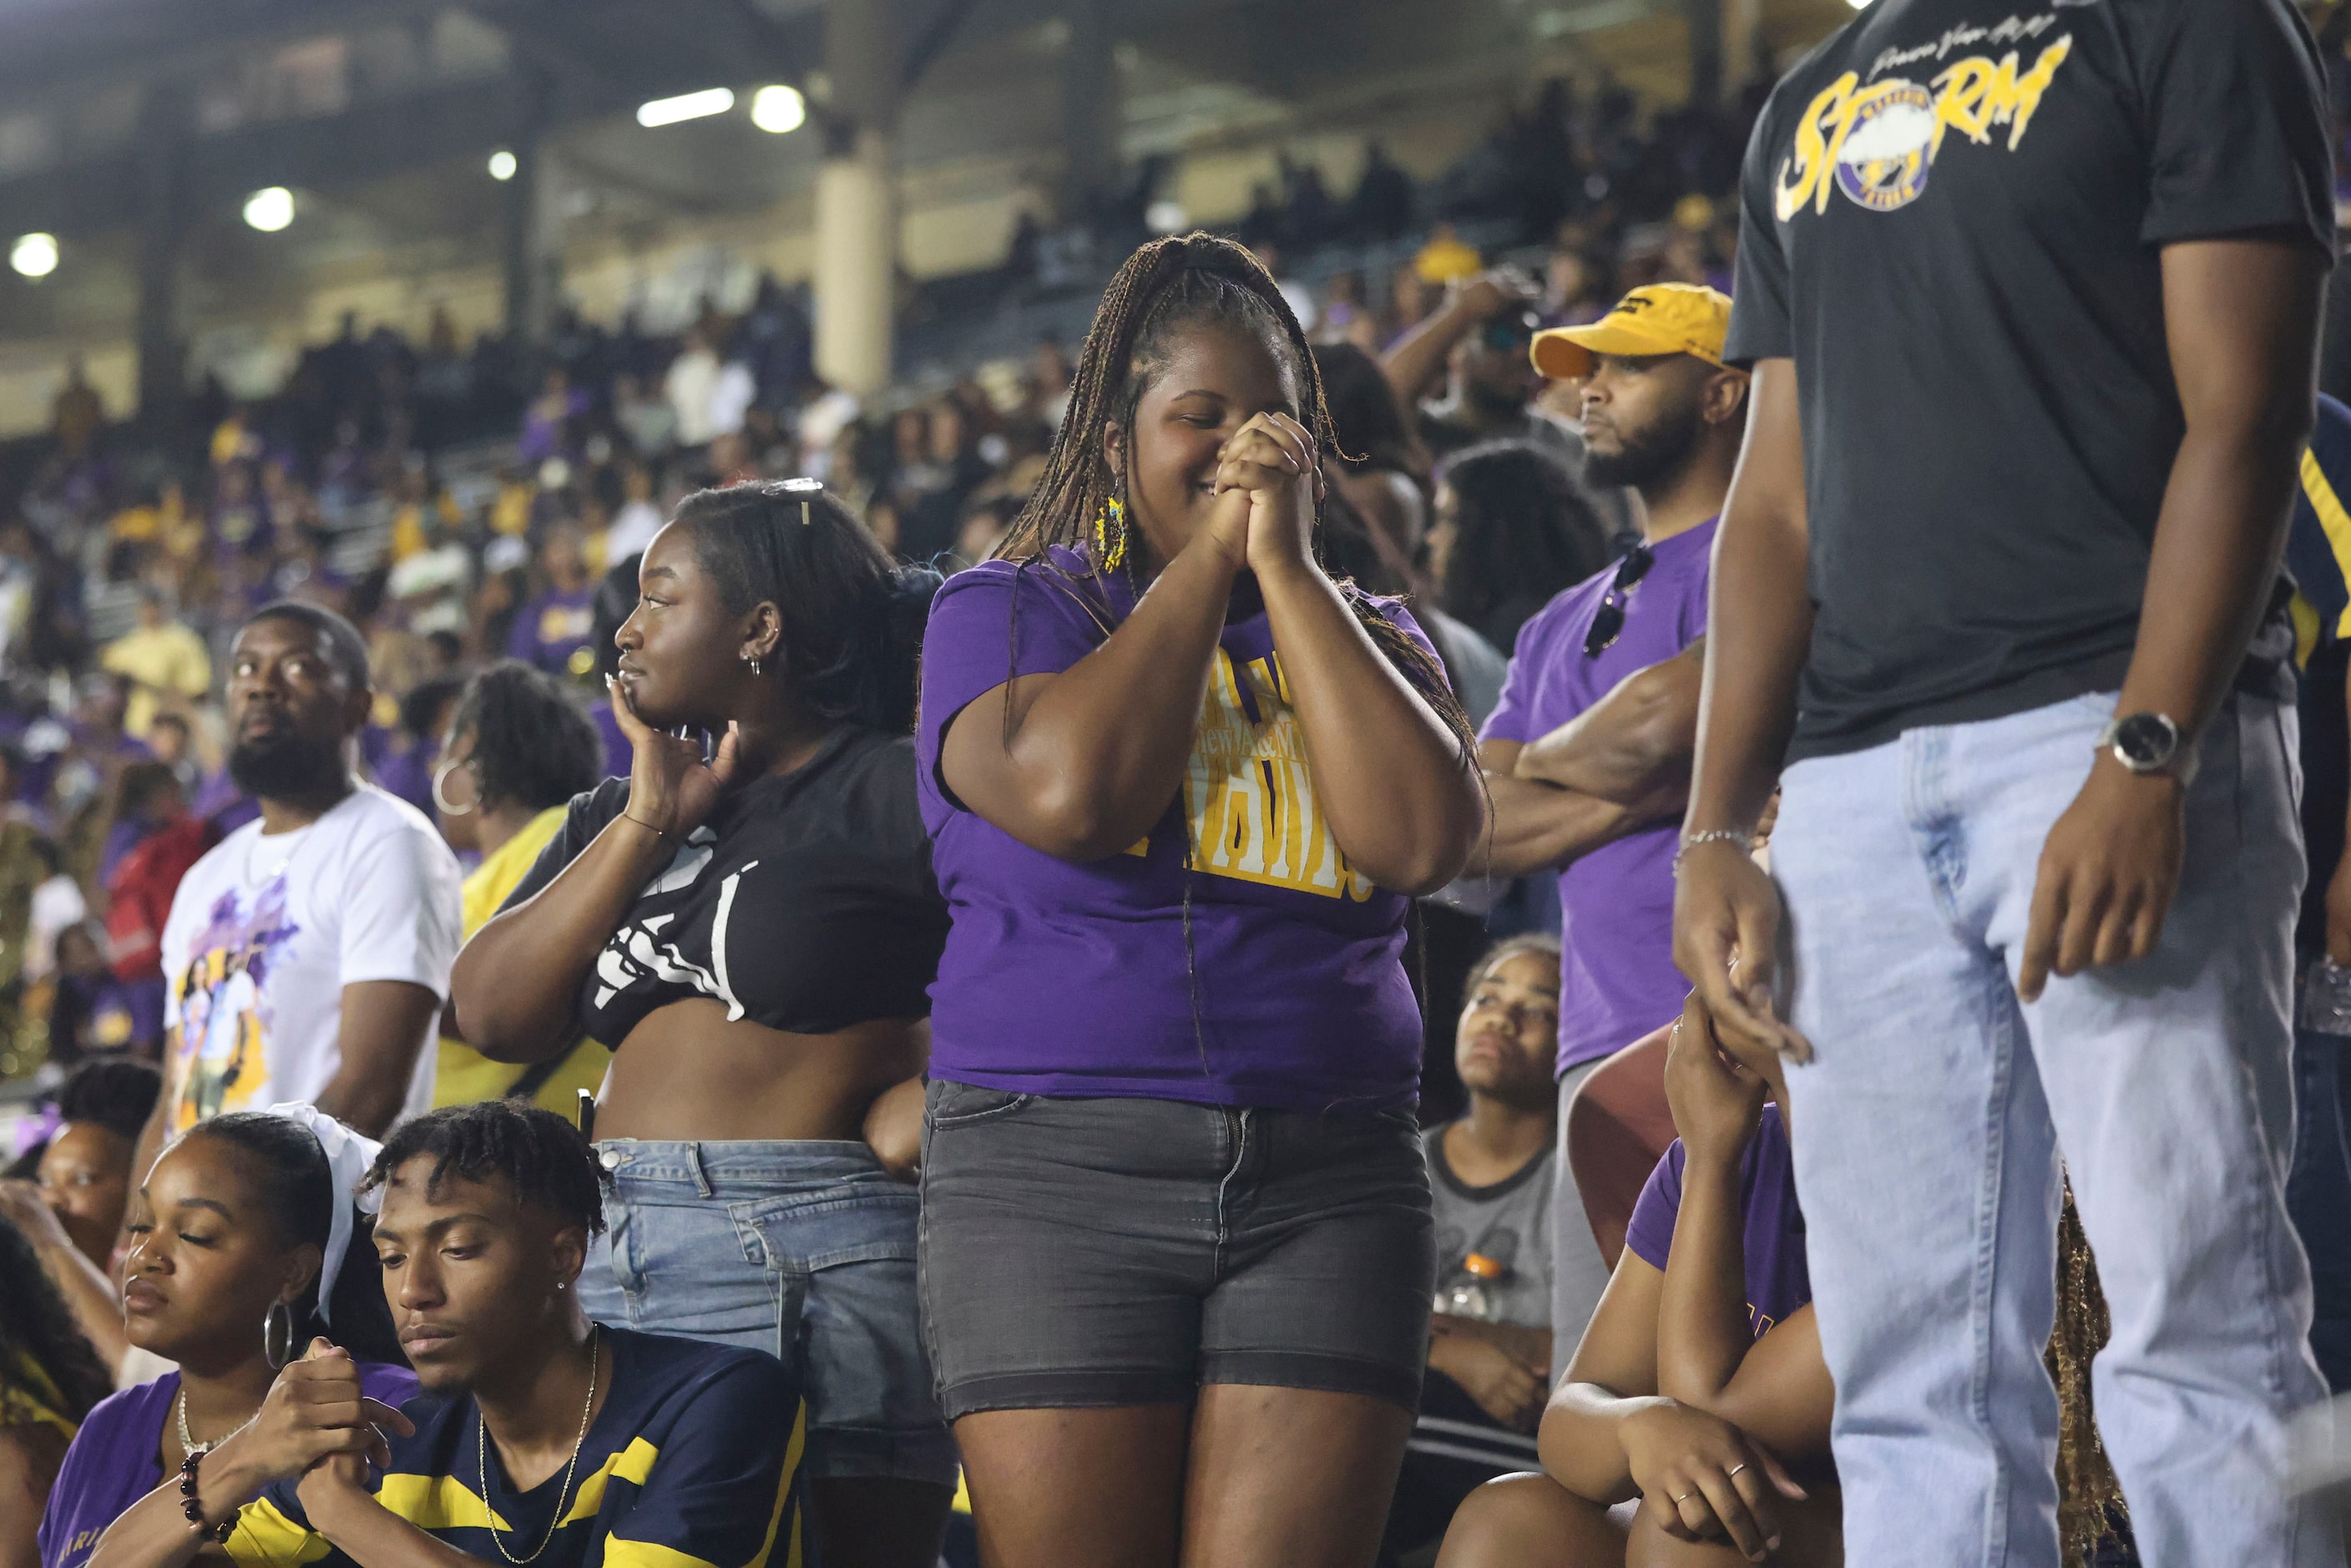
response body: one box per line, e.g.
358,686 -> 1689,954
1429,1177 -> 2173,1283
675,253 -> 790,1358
1725,0 -> 2334,760
503,726 -> 948,1048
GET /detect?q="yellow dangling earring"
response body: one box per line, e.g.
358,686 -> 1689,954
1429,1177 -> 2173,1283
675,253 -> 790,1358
1093,494 -> 1130,571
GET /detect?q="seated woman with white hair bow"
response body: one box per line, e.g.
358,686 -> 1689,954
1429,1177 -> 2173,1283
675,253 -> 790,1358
37,1107 -> 414,1568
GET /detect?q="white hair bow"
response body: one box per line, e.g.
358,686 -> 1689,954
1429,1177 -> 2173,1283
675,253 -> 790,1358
265,1103 -> 384,1325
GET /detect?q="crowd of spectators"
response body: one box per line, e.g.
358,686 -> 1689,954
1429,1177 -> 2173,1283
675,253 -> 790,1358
0,73 -> 1743,1100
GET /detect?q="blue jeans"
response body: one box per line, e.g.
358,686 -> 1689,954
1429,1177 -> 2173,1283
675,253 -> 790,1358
577,1138 -> 958,1487
1772,692 -> 2333,1567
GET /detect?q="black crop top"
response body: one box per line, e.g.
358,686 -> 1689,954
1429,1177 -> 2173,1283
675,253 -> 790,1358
502,726 -> 948,1047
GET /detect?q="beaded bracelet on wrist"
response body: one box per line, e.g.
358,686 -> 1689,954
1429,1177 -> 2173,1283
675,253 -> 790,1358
179,1450 -> 235,1544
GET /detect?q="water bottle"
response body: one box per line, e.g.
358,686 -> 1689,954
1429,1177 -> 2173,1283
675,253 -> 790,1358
2304,959 -> 2351,1038
1434,1252 -> 1506,1320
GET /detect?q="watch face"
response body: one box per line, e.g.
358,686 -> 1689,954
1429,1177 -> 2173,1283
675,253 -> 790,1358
2112,712 -> 2177,770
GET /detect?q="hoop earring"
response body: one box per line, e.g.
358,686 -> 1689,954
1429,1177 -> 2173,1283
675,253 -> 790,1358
1093,494 -> 1130,571
264,1301 -> 296,1369
431,758 -> 476,817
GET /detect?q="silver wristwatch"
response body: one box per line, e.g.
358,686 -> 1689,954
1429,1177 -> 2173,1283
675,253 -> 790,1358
2096,711 -> 2182,776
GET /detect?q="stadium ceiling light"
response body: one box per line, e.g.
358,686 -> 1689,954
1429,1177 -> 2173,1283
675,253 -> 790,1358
9,232 -> 58,279
488,149 -> 518,180
636,88 -> 735,129
243,186 -> 296,232
751,84 -> 806,134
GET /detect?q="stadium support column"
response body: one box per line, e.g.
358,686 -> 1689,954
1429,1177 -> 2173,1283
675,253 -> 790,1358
504,69 -> 560,346
1724,0 -> 1763,103
133,78 -> 193,428
1057,0 -> 1120,223
1683,0 -> 1723,111
815,0 -> 897,397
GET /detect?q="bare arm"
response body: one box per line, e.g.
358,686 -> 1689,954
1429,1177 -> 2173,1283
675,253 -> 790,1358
453,815 -> 675,1062
1515,640 -> 1703,811
1224,414 -> 1483,892
938,505 -> 1246,862
296,1461 -> 488,1568
1537,1252 -> 1666,1506
2019,236 -> 2328,998
1476,738 -> 1644,878
316,981 -> 440,1137
1254,552 -> 1484,893
1671,359 -> 1814,1056
129,1033 -> 179,1232
1381,273 -> 1531,406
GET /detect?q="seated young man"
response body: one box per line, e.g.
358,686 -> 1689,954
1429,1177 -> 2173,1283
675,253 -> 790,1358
91,1100 -> 801,1568
1436,996 -> 1838,1567
1386,937 -> 1566,1559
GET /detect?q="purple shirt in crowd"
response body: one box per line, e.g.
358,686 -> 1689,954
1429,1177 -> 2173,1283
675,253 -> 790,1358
1480,518 -> 1715,1074
916,547 -> 1432,1111
1624,1104 -> 1809,1339
38,1363 -> 418,1568
508,589 -> 597,675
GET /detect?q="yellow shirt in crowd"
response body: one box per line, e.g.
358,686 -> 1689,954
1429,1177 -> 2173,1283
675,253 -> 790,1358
432,805 -> 609,1116
100,622 -> 211,738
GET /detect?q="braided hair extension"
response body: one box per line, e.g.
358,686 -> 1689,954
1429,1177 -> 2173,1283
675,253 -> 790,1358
2048,1180 -> 2128,1564
988,233 -> 1479,1095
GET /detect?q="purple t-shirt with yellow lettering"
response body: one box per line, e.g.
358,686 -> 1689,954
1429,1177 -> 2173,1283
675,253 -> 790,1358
915,547 -> 1435,1111
1624,1105 -> 1809,1339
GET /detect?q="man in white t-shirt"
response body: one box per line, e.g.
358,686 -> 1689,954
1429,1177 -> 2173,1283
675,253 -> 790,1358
134,602 -> 462,1181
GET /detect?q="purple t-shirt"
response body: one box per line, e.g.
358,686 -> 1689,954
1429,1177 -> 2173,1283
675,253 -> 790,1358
1481,520 -> 1715,1074
916,547 -> 1434,1111
38,1363 -> 418,1568
508,589 -> 597,675
1624,1105 -> 1809,1339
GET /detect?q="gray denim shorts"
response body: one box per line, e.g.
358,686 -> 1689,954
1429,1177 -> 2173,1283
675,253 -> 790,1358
918,1081 -> 1436,1420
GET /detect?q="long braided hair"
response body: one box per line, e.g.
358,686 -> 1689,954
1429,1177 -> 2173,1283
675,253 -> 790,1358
995,230 -> 1476,761
989,233 -> 1477,1097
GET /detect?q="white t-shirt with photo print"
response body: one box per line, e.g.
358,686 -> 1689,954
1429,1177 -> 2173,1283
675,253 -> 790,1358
161,782 -> 463,1134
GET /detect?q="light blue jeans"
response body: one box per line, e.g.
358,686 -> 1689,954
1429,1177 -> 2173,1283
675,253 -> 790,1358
1772,692 -> 2334,1567
576,1139 -> 958,1488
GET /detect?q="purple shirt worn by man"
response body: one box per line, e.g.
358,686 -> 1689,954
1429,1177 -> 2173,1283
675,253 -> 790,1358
1480,518 -> 1715,1074
917,545 -> 1435,1112
37,1363 -> 418,1568
1624,1103 -> 1809,1339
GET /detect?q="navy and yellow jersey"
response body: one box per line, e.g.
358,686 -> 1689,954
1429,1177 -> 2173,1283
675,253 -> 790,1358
225,1328 -> 803,1568
2285,393 -> 2351,672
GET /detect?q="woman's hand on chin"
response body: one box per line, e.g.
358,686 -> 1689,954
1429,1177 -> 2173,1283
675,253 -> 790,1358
610,680 -> 741,841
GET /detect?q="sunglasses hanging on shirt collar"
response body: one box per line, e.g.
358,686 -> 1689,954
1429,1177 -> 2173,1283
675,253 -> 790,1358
1583,542 -> 1656,657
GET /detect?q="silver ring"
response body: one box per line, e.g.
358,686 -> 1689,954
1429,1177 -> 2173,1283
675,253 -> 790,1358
1673,1491 -> 1691,1504
1727,1464 -> 1747,1479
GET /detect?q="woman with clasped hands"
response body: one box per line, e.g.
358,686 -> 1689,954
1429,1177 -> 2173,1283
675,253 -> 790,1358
88,1341 -> 411,1568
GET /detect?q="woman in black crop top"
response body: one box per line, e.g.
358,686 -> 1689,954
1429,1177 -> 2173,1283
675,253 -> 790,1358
450,482 -> 956,1567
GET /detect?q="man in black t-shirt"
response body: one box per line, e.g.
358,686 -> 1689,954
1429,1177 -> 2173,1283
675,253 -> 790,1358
1671,1 -> 2338,1562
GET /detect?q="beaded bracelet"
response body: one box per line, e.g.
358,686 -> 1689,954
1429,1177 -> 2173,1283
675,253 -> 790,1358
178,1450 -> 235,1544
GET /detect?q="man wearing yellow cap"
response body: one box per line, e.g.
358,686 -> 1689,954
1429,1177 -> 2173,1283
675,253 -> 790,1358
1475,283 -> 1749,1365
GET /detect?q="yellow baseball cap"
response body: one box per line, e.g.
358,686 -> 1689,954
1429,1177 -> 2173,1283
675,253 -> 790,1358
1529,283 -> 1735,380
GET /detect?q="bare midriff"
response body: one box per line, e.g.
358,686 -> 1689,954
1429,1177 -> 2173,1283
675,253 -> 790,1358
594,998 -> 928,1142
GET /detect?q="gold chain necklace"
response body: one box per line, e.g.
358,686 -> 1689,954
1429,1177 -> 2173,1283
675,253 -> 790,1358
478,1325 -> 600,1565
